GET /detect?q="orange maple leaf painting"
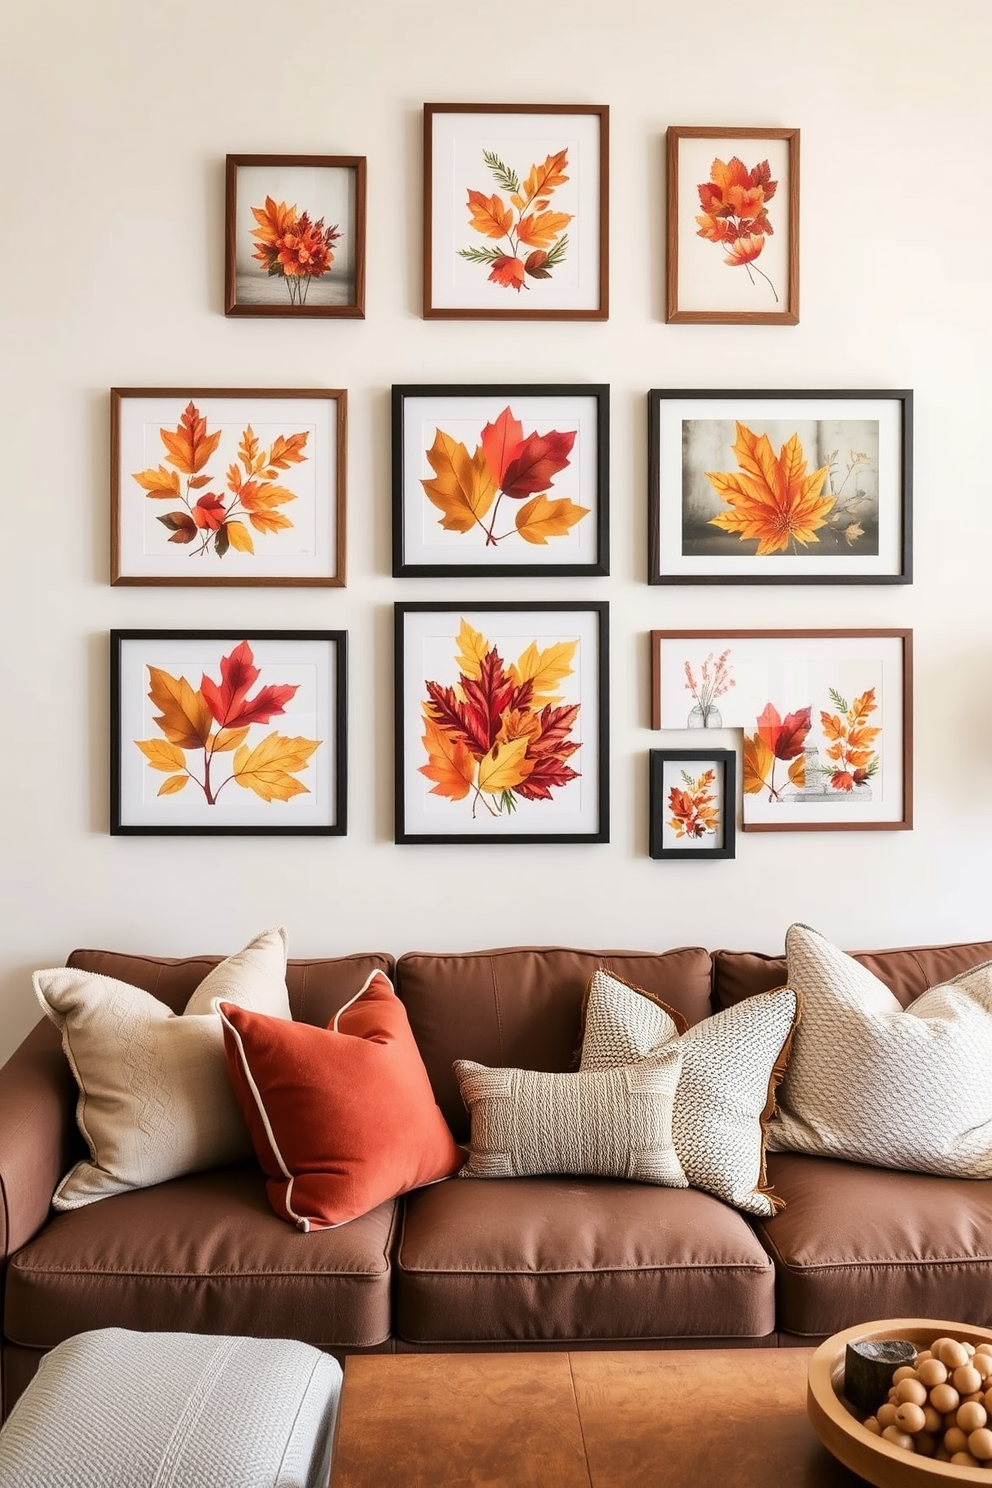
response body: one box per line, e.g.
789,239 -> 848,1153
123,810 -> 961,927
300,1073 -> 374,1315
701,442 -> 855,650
458,148 -> 572,291
667,768 -> 720,841
705,422 -> 835,556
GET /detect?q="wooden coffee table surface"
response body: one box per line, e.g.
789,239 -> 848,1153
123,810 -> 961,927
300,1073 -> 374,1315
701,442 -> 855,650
330,1348 -> 867,1487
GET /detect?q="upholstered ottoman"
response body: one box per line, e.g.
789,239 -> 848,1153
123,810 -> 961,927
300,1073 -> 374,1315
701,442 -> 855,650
0,1328 -> 342,1487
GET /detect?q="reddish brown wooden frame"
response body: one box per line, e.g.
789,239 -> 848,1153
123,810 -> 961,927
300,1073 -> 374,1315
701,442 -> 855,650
110,387 -> 347,587
665,126 -> 800,325
423,103 -> 609,321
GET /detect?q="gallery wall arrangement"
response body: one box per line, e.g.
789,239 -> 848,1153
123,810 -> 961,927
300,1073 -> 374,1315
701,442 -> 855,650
101,105 -> 914,856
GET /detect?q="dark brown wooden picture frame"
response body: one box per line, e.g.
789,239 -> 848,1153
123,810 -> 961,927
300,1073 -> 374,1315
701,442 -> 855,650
225,154 -> 366,318
395,601 -> 610,844
111,388 -> 347,586
111,629 -> 348,835
650,629 -> 913,832
666,126 -> 799,324
647,388 -> 913,585
392,383 -> 610,577
423,104 -> 609,320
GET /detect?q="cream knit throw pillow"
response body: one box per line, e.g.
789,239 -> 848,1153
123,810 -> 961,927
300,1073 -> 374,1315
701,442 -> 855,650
579,968 -> 798,1216
767,923 -> 992,1176
454,1048 -> 687,1187
35,926 -> 292,1209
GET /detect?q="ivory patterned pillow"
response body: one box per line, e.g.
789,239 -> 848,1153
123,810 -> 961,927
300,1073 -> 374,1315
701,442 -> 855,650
34,926 -> 293,1209
767,923 -> 992,1176
579,968 -> 798,1216
454,1048 -> 687,1188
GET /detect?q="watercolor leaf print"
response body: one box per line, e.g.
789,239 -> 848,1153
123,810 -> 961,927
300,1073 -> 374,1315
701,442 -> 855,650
705,423 -> 834,556
695,156 -> 779,302
134,640 -> 320,805
743,688 -> 881,801
249,195 -> 342,306
668,768 -> 719,840
420,620 -> 581,820
422,405 -> 587,548
133,402 -> 308,560
458,148 -> 572,291
820,687 -> 881,791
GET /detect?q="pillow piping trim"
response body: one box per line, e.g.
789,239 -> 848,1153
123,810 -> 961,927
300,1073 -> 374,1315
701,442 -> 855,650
218,1008 -> 310,1234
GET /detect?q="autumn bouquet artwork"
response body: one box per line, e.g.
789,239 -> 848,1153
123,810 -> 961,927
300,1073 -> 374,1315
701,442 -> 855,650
419,620 -> 581,821
695,155 -> 779,303
134,641 -> 321,807
458,148 -> 572,292
704,424 -> 875,556
133,401 -> 308,560
422,405 -> 587,549
250,195 -> 341,305
668,767 -> 720,841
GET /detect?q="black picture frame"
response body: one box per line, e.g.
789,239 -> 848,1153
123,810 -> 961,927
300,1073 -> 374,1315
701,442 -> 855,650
392,384 -> 609,578
648,389 -> 913,585
394,601 -> 609,844
111,629 -> 347,835
649,748 -> 736,860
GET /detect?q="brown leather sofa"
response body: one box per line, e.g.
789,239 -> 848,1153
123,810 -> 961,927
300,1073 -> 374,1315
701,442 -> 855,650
3,936 -> 992,1419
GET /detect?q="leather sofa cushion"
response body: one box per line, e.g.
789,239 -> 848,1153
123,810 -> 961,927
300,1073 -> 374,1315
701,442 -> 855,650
756,1151 -> 992,1337
66,948 -> 395,1025
396,945 -> 713,1138
395,1174 -> 775,1344
5,1163 -> 396,1351
713,938 -> 992,1010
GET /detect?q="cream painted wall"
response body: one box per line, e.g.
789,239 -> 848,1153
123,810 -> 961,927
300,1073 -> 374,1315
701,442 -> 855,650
2,0 -> 990,1064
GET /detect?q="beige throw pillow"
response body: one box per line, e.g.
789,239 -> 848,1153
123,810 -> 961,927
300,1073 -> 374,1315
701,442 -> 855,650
35,926 -> 292,1209
454,1049 -> 687,1187
768,923 -> 992,1177
579,968 -> 798,1216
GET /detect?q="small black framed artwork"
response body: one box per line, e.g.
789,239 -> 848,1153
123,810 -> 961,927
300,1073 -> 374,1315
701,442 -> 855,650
111,630 -> 347,835
649,749 -> 736,860
392,384 -> 609,577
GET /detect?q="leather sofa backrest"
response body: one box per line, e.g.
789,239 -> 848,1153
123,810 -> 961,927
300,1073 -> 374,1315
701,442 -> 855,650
712,937 -> 992,1011
394,945 -> 713,1139
65,948 -> 395,1025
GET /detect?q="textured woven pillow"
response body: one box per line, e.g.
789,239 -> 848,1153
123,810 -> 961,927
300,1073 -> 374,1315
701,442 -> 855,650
220,970 -> 465,1230
0,1328 -> 341,1488
579,968 -> 798,1216
34,926 -> 292,1210
767,923 -> 992,1176
454,1046 -> 687,1187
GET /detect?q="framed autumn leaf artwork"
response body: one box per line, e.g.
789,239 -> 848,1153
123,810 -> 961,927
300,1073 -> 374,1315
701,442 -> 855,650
649,749 -> 736,860
648,390 -> 913,585
111,630 -> 347,835
651,629 -> 913,832
666,126 -> 799,324
392,384 -> 609,577
395,602 -> 609,844
111,389 -> 346,586
224,154 -> 366,317
423,104 -> 609,320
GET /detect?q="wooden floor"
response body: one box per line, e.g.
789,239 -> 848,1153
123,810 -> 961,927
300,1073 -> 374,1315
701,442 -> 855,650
330,1349 -> 865,1487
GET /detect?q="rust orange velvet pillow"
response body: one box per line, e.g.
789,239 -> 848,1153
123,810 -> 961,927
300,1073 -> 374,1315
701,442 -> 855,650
219,971 -> 464,1231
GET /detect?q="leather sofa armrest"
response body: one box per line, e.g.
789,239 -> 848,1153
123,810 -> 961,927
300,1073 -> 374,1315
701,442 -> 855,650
0,1019 -> 76,1262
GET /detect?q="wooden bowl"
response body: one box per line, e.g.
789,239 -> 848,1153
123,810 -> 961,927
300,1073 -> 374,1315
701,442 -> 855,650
807,1318 -> 992,1487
